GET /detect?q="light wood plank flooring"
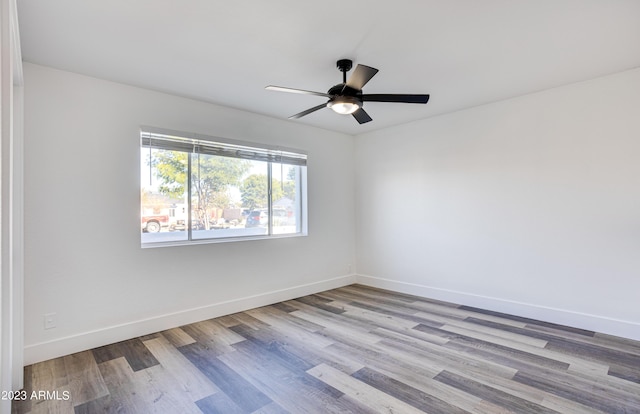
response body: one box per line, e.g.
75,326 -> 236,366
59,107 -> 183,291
12,285 -> 640,413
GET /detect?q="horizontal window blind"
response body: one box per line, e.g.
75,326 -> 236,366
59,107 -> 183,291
141,131 -> 307,166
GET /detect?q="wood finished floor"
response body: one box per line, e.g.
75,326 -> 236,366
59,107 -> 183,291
12,284 -> 640,413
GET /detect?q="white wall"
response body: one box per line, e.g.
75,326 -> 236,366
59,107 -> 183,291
23,63 -> 356,364
355,68 -> 640,340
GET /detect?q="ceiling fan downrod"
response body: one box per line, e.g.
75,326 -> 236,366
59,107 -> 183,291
336,59 -> 353,84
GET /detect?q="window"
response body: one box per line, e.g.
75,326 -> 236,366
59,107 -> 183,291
140,129 -> 307,247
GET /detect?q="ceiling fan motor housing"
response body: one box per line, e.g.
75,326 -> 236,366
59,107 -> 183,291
328,84 -> 361,97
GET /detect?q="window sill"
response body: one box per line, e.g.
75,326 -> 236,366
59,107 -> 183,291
141,231 -> 308,249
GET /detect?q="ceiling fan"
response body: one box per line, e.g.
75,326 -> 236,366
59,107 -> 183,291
266,59 -> 430,124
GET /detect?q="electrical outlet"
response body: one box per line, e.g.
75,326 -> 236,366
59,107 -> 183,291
44,313 -> 57,330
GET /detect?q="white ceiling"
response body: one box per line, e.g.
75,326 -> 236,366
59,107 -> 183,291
17,0 -> 640,135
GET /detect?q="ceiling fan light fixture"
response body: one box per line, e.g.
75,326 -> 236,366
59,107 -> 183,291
328,96 -> 361,115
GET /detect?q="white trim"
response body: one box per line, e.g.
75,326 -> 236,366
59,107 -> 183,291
9,0 -> 21,86
356,274 -> 640,341
11,85 -> 23,389
23,274 -> 357,365
2,0 -> 24,403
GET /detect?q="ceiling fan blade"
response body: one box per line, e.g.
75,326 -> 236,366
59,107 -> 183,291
346,64 -> 379,90
289,103 -> 327,119
362,94 -> 430,104
266,85 -> 330,98
352,108 -> 373,124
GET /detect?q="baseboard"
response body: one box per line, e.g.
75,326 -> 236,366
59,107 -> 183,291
356,274 -> 640,342
24,274 -> 357,365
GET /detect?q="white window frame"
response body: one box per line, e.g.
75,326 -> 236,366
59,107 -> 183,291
140,127 -> 308,248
